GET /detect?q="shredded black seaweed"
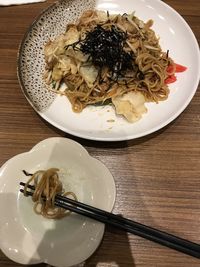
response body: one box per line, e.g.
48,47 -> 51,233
22,170 -> 33,176
79,25 -> 135,80
166,49 -> 169,59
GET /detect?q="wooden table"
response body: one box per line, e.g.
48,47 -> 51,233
0,1 -> 200,266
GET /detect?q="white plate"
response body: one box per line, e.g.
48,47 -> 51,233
0,137 -> 116,267
18,0 -> 200,141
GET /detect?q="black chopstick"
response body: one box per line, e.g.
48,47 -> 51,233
20,183 -> 200,259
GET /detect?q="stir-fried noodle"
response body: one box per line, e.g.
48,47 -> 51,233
23,168 -> 77,219
44,10 -> 176,120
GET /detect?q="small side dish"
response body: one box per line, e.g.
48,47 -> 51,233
44,10 -> 186,122
0,137 -> 116,266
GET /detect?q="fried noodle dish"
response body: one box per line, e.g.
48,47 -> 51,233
23,168 -> 77,219
44,10 -> 186,122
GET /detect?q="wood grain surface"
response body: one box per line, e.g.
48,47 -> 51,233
0,1 -> 200,266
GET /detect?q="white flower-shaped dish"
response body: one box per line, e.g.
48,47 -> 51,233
0,137 -> 116,267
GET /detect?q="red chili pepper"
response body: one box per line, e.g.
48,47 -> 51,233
175,63 -> 187,72
165,75 -> 177,84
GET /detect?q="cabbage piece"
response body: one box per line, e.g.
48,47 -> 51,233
112,91 -> 147,122
79,65 -> 98,88
64,25 -> 80,46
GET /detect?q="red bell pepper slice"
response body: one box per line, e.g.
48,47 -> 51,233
167,63 -> 187,74
166,64 -> 175,74
175,63 -> 187,72
165,75 -> 177,84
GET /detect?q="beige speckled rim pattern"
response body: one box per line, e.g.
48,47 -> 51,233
17,0 -> 96,112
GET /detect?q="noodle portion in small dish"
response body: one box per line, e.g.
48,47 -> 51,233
0,137 -> 116,266
44,10 -> 186,123
23,168 -> 77,219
